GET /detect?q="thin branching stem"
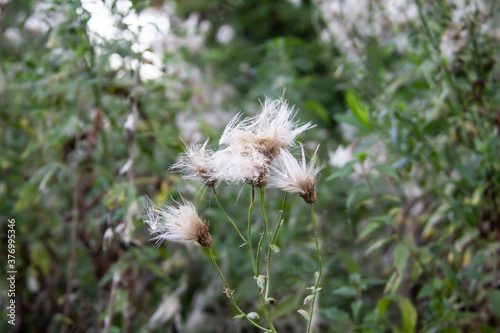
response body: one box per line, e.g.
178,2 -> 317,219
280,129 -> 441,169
271,192 -> 288,245
245,187 -> 277,333
256,189 -> 268,274
256,188 -> 278,333
213,187 -> 248,244
265,192 -> 287,301
208,247 -> 272,332
248,186 -> 257,274
260,189 -> 272,297
307,203 -> 322,333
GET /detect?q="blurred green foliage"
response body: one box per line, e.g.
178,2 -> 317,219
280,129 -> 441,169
1,0 -> 499,332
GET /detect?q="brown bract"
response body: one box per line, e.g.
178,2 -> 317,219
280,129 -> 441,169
196,221 -> 213,247
253,137 -> 282,161
297,179 -> 317,204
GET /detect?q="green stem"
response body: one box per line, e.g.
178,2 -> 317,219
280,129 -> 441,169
271,192 -> 288,245
265,192 -> 288,301
258,187 -> 278,333
208,247 -> 272,332
248,186 -> 257,274
213,188 -> 248,244
256,188 -> 268,274
307,204 -> 322,333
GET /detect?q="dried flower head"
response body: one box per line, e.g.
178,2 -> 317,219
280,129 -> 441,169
144,199 -> 212,247
220,97 -> 314,161
170,139 -> 217,187
268,145 -> 324,204
211,144 -> 269,187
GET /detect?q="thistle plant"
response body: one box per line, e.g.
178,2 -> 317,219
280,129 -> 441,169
144,96 -> 324,332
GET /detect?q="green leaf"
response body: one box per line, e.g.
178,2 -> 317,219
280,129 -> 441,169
351,299 -> 363,320
358,220 -> 382,241
380,195 -> 402,203
365,235 -> 396,255
255,275 -> 266,293
373,164 -> 400,181
333,286 -> 358,298
393,243 -> 410,274
303,100 -> 329,124
247,312 -> 260,320
327,161 -> 357,181
377,297 -> 392,315
397,297 -> 417,333
321,307 -> 353,325
337,250 -> 359,273
234,313 -> 245,319
489,290 -> 500,319
297,309 -> 310,321
347,184 -> 368,209
270,244 -> 280,253
384,272 -> 402,294
346,91 -> 370,128
303,295 -> 314,305
334,114 -> 370,132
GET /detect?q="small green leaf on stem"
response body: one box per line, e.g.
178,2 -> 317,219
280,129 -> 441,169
234,314 -> 246,319
303,295 -> 314,305
247,312 -> 260,320
298,309 -> 310,321
270,244 -> 280,253
255,275 -> 266,293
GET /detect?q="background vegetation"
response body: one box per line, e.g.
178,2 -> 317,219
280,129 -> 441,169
1,0 -> 499,332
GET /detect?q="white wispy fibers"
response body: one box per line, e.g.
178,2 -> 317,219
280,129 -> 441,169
268,145 -> 324,204
144,199 -> 212,247
170,139 -> 217,187
210,144 -> 269,187
220,96 -> 315,161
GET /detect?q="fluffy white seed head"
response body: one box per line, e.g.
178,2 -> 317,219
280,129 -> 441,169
170,139 -> 217,187
144,199 -> 212,247
211,144 -> 269,187
220,97 -> 315,161
268,144 -> 324,204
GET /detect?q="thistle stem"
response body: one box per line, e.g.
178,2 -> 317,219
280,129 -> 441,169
208,247 -> 272,332
271,192 -> 288,246
248,186 -> 257,274
256,187 -> 278,333
259,188 -> 271,298
307,203 -> 322,333
266,192 -> 288,301
243,187 -> 276,333
213,187 -> 248,244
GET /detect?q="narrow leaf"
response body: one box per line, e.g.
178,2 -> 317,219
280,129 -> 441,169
327,161 -> 357,181
373,164 -> 400,181
393,243 -> 410,274
303,295 -> 314,305
398,297 -> 417,333
346,91 -> 370,128
297,309 -> 310,321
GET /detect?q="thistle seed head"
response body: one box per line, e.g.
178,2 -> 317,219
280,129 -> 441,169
144,199 -> 212,247
268,144 -> 324,204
